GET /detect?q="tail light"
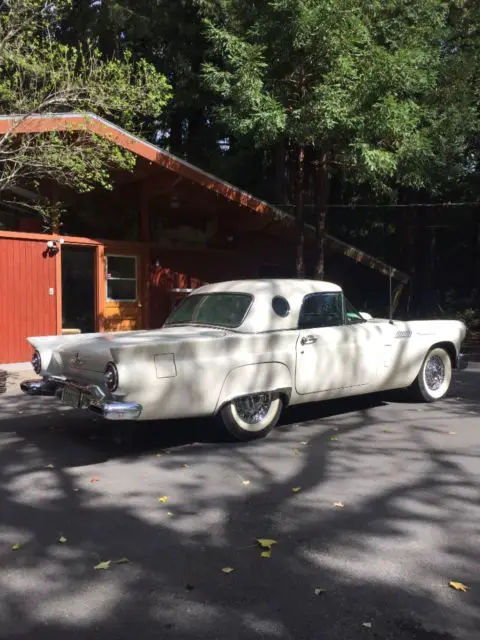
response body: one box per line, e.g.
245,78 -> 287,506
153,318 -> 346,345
104,362 -> 119,392
32,350 -> 42,374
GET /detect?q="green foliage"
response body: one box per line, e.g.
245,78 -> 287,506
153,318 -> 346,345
0,0 -> 172,200
202,0 -> 474,195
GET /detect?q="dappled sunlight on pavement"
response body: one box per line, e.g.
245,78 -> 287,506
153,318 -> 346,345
0,368 -> 478,639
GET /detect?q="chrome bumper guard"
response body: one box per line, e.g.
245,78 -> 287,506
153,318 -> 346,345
21,378 -> 60,396
21,377 -> 142,421
457,352 -> 469,371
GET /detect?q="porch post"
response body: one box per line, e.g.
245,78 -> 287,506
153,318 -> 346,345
140,183 -> 151,328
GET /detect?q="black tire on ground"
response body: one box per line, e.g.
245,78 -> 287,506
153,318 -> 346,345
218,392 -> 283,441
407,346 -> 453,402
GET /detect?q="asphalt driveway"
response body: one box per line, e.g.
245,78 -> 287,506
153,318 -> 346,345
0,367 -> 479,640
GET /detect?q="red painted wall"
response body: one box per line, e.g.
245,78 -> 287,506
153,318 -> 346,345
0,237 -> 57,364
148,245 -> 291,328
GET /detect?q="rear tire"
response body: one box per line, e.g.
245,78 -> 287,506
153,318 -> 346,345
408,347 -> 452,402
218,392 -> 283,441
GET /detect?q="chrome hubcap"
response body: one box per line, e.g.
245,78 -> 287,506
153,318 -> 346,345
425,355 -> 445,391
234,393 -> 271,424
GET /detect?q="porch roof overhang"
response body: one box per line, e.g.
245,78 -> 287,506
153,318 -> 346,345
0,112 -> 409,283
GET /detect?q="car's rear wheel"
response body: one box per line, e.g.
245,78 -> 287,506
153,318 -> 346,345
219,392 -> 283,441
408,346 -> 452,402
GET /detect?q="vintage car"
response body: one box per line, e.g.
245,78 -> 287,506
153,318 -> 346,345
21,279 -> 468,441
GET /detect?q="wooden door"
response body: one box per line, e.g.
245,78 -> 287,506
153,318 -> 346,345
104,253 -> 143,331
0,237 -> 57,363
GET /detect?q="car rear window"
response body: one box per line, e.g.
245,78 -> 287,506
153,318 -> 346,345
165,293 -> 252,328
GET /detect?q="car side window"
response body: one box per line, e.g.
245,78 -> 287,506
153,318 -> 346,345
298,293 -> 344,329
344,297 -> 366,325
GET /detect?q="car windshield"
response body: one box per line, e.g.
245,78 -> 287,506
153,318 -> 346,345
164,293 -> 252,329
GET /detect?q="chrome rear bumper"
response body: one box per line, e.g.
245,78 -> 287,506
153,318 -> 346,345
21,377 -> 142,421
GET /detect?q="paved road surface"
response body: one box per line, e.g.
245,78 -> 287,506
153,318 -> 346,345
0,367 -> 479,640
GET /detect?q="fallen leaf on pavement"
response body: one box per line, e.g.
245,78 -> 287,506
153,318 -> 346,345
362,622 -> 372,629
158,496 -> 169,503
300,441 -> 309,446
94,560 -> 111,570
114,557 -> 130,564
166,511 -> 174,517
11,543 -> 22,551
241,480 -> 251,486
58,536 -> 67,544
90,476 -> 100,484
333,502 -> 345,508
292,487 -> 302,493
257,538 -> 277,558
449,581 -> 469,592
448,431 -> 457,435
329,436 -> 338,441
257,538 -> 277,549
182,464 -> 189,469
293,449 -> 300,456
45,464 -> 55,469
314,588 -> 326,596
382,428 -> 392,433
222,566 -> 235,574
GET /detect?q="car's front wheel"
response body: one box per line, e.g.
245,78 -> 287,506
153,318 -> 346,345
218,392 -> 283,441
408,346 -> 452,402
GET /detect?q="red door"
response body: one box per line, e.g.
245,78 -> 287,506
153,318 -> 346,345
0,237 -> 57,364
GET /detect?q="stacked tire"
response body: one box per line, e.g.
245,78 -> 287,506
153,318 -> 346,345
0,370 -> 7,394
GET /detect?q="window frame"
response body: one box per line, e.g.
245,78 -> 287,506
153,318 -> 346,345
298,292 -> 345,330
344,297 -> 367,325
105,254 -> 138,302
297,292 -> 367,330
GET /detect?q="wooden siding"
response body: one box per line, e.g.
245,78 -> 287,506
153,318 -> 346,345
0,237 -> 57,363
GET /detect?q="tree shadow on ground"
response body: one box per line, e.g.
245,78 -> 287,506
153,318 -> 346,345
0,371 -> 478,639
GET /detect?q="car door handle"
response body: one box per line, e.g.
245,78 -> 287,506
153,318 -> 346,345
301,335 -> 317,345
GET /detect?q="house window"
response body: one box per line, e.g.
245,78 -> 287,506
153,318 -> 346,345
106,255 -> 137,301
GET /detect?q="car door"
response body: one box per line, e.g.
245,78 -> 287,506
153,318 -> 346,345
295,292 -> 380,395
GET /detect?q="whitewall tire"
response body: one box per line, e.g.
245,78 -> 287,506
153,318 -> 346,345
409,347 -> 452,402
219,392 -> 283,441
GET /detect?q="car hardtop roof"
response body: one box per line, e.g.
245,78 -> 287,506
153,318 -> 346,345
193,278 -> 343,297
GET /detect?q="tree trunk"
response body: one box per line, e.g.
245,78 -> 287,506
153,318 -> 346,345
295,144 -> 305,278
274,139 -> 286,205
473,215 -> 480,306
169,110 -> 183,155
404,207 -> 418,316
423,209 -> 438,313
313,149 -> 329,280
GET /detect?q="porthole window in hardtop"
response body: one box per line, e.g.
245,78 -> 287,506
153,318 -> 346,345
272,296 -> 290,318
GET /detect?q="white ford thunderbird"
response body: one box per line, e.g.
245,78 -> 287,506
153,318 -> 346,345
22,279 -> 468,440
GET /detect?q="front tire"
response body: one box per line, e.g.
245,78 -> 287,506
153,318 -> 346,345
408,347 -> 452,402
218,392 -> 283,441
